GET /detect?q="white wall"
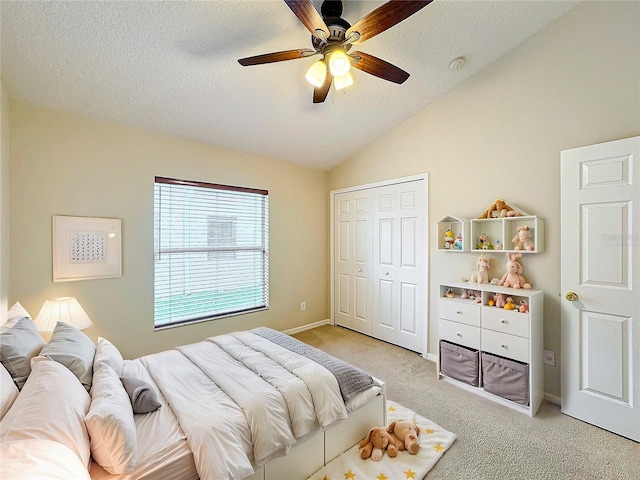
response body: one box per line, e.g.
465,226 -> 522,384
328,1 -> 640,397
8,104 -> 329,358
0,82 -> 9,321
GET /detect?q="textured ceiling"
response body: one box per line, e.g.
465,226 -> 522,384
1,1 -> 579,170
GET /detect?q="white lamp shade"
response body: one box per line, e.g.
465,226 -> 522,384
334,72 -> 354,91
305,60 -> 327,87
34,297 -> 93,332
328,49 -> 350,77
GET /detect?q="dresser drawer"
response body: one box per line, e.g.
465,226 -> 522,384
481,329 -> 529,363
440,319 -> 480,349
439,299 -> 480,327
482,307 -> 530,338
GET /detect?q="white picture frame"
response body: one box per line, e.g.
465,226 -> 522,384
52,215 -> 122,282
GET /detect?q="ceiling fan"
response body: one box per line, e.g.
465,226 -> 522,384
238,0 -> 433,103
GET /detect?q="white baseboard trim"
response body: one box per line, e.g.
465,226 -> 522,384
544,393 -> 561,405
283,319 -> 332,336
425,352 -> 438,363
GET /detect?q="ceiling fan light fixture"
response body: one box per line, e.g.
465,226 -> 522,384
328,49 -> 351,77
334,72 -> 354,91
305,59 -> 327,87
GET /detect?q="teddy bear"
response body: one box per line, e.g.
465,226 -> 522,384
478,199 -> 515,219
498,253 -> 531,289
512,225 -> 534,251
471,254 -> 491,284
387,420 -> 421,454
358,426 -> 398,461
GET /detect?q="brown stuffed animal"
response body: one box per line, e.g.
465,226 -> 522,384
358,426 -> 398,461
387,420 -> 421,454
478,199 -> 514,219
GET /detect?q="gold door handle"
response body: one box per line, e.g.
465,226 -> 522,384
565,291 -> 579,302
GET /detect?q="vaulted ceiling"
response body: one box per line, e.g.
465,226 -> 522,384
0,1 -> 579,170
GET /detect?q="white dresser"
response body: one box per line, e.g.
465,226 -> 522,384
437,282 -> 543,416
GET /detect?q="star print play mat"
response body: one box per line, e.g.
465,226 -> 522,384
307,401 -> 456,480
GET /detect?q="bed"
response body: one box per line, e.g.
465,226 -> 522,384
1,308 -> 385,480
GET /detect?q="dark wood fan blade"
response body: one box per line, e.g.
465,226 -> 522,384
313,64 -> 332,103
284,0 -> 329,39
350,51 -> 410,84
238,49 -> 316,66
346,0 -> 433,44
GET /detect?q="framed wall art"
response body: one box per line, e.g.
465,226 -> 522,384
52,215 -> 122,282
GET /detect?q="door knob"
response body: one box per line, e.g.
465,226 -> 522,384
565,291 -> 579,302
358,268 -> 362,272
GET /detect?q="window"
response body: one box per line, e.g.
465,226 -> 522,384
154,176 -> 269,329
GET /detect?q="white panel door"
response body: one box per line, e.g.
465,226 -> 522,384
371,180 -> 426,353
334,190 -> 372,335
560,136 -> 640,441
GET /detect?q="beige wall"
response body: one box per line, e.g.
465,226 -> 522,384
0,82 -> 9,320
328,1 -> 640,397
8,104 -> 329,358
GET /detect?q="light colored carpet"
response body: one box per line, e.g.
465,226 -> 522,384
308,401 -> 455,480
293,325 -> 640,480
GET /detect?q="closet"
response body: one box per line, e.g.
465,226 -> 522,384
331,175 -> 428,354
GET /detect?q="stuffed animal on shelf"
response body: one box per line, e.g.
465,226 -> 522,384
519,300 -> 529,313
512,225 -> 535,251
445,288 -> 455,298
478,199 -> 515,219
504,297 -> 516,310
476,232 -> 492,250
493,293 -> 506,308
461,289 -> 482,303
471,254 -> 491,284
387,420 -> 421,455
359,426 -> 398,461
444,229 -> 455,249
454,233 -> 463,250
499,253 -> 532,289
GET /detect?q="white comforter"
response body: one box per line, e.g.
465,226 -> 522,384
140,331 -> 349,480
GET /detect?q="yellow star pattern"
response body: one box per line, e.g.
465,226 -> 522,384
404,468 -> 416,479
388,405 -> 396,412
344,470 -> 356,480
434,443 -> 445,452
424,427 -> 435,435
376,474 -> 388,480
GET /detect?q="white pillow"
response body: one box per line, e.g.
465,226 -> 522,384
5,302 -> 32,327
0,363 -> 19,419
85,363 -> 137,474
94,337 -> 124,376
0,357 -> 91,468
39,321 -> 96,391
0,317 -> 46,390
0,439 -> 91,480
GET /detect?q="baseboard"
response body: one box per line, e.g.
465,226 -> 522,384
425,352 -> 438,363
544,393 -> 561,405
284,319 -> 332,335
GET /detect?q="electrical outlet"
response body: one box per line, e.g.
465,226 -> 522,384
300,301 -> 306,311
543,350 -> 556,367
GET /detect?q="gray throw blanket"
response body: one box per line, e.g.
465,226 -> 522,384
251,327 -> 374,402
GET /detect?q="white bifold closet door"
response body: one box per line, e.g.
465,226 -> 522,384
333,177 -> 427,354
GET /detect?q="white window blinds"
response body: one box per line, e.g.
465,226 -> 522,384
154,177 -> 269,328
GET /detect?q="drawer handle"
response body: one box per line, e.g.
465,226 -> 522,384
456,311 -> 463,315
456,332 -> 462,337
501,344 -> 507,349
501,319 -> 507,324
